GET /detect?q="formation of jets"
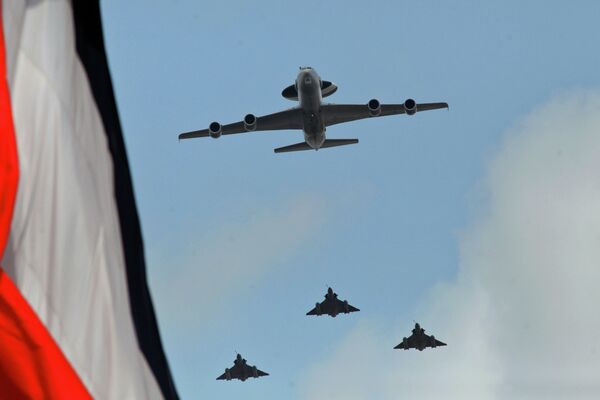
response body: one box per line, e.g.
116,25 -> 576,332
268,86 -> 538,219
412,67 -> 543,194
179,67 -> 448,153
215,287 -> 446,381
183,67 -> 450,382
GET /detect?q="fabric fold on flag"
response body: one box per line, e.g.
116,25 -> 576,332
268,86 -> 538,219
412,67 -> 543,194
0,1 -> 178,398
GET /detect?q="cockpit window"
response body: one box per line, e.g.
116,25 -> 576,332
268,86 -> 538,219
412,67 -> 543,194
304,77 -> 312,84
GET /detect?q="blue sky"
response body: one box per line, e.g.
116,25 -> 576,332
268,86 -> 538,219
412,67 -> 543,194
101,1 -> 600,398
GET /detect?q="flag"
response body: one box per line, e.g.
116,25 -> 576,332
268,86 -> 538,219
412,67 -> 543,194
0,1 -> 178,398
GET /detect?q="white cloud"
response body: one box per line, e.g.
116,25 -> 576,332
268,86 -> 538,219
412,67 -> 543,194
299,90 -> 600,399
151,194 -> 331,332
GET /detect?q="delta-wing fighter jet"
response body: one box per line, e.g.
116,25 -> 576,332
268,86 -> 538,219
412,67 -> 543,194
179,67 -> 448,153
306,287 -> 359,318
394,323 -> 447,351
216,354 -> 269,382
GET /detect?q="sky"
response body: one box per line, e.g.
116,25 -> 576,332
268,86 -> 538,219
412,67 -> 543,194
101,1 -> 600,398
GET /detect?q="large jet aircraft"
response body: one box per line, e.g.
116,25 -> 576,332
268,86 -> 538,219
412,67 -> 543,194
179,67 -> 448,153
216,354 -> 269,382
394,322 -> 447,351
306,287 -> 359,317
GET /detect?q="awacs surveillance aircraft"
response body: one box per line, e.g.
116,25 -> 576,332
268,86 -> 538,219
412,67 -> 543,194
216,354 -> 269,382
394,322 -> 447,351
306,287 -> 360,317
179,67 -> 448,153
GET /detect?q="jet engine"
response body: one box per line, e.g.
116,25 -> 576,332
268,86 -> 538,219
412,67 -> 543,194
315,302 -> 322,315
209,121 -> 222,138
404,98 -> 417,115
343,300 -> 349,313
402,337 -> 408,349
368,98 -> 381,116
225,368 -> 231,380
244,113 -> 257,131
252,366 -> 258,378
431,335 -> 436,348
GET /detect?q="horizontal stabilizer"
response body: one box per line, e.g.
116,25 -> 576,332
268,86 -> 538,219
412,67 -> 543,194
320,138 -> 358,148
274,142 -> 313,153
274,139 -> 358,153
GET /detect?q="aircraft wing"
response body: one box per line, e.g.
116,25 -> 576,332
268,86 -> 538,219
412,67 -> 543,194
179,108 -> 303,139
306,300 -> 330,316
216,363 -> 242,380
306,306 -> 319,316
394,334 -> 418,349
216,372 -> 228,380
336,298 -> 360,313
321,102 -> 448,127
250,367 -> 269,377
419,332 -> 447,348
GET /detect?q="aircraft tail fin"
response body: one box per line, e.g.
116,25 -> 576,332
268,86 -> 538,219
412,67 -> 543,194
274,139 -> 358,153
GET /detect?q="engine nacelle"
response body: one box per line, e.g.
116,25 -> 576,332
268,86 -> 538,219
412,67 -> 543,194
343,300 -> 349,313
315,302 -> 322,315
368,98 -> 381,116
402,337 -> 408,349
225,368 -> 231,380
404,98 -> 417,115
431,335 -> 436,348
209,121 -> 222,138
244,113 -> 257,131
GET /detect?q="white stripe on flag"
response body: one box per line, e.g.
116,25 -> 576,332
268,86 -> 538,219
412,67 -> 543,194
2,1 -> 164,398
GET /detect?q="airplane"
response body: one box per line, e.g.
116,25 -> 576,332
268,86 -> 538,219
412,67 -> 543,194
306,287 -> 359,317
216,353 -> 269,382
394,322 -> 447,351
179,67 -> 448,153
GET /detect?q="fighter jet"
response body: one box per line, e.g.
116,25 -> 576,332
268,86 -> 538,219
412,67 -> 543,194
394,322 -> 447,351
306,287 -> 360,317
216,353 -> 269,382
179,67 -> 448,153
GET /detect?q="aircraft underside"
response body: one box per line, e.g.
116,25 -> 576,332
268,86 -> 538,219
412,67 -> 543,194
178,67 -> 448,153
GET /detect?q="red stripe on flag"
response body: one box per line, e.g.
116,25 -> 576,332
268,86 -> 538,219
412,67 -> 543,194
0,271 -> 92,399
0,1 -> 18,257
0,5 -> 91,398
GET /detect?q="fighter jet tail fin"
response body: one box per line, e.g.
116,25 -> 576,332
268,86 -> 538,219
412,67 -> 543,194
274,139 -> 358,153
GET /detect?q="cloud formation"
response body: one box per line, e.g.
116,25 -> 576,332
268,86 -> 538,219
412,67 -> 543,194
300,90 -> 600,399
151,194 -> 331,332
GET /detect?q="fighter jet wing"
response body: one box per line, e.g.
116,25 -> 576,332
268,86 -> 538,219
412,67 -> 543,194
394,334 -> 418,350
335,298 -> 360,313
216,371 -> 228,380
306,299 -> 330,316
430,335 -> 447,347
321,102 -> 448,127
216,363 -> 243,380
248,366 -> 269,377
179,108 -> 303,139
306,306 -> 319,316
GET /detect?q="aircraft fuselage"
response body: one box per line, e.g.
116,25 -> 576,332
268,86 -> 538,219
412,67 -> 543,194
296,68 -> 325,149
